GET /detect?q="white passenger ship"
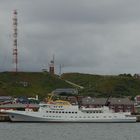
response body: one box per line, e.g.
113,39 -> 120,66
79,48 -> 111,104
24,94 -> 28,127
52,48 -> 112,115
2,100 -> 136,122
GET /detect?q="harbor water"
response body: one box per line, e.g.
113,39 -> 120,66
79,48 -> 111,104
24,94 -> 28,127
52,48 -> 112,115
0,122 -> 140,140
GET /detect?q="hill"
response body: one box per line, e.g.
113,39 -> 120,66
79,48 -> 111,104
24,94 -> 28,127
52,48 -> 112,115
0,72 -> 72,99
61,73 -> 140,99
1,72 -> 140,99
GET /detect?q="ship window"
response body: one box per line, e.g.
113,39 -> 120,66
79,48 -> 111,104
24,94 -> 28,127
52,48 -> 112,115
69,112 -> 71,113
56,111 -> 58,113
49,111 -> 51,113
62,112 -> 64,113
72,112 -> 74,114
41,105 -> 46,107
46,111 -> 48,113
75,112 -> 77,114
59,111 -> 61,113
104,116 -> 106,118
11,115 -> 14,118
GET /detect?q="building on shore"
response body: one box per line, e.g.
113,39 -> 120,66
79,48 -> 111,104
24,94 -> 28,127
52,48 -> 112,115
82,97 -> 135,113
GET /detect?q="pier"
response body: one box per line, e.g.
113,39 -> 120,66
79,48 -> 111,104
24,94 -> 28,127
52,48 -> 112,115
0,113 -> 10,121
0,103 -> 39,122
135,115 -> 140,122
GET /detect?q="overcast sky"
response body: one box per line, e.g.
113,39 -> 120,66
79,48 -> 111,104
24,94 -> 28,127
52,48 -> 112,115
1,0 -> 140,75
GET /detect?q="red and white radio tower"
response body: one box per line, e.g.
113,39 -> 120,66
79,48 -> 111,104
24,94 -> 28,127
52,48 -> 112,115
12,10 -> 18,72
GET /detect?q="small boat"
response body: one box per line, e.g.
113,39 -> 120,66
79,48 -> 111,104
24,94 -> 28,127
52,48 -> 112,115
1,99 -> 136,122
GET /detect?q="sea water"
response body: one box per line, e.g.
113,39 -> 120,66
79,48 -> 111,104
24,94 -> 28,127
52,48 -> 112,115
0,122 -> 140,140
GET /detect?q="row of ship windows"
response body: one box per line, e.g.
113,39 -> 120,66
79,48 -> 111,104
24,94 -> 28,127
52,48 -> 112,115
43,116 -> 118,118
46,111 -> 103,114
46,111 -> 78,114
53,106 -> 63,108
41,105 -> 63,108
86,111 -> 103,113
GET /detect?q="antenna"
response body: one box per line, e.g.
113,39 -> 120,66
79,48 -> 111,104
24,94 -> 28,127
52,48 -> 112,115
53,54 -> 55,63
12,9 -> 18,72
59,64 -> 64,76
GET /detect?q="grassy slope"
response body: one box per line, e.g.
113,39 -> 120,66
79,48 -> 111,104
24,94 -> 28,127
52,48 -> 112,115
0,72 -> 72,99
61,73 -> 140,98
1,72 -> 140,99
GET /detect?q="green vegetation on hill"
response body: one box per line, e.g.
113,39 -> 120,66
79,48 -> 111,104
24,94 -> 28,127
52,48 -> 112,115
0,72 -> 140,99
61,73 -> 140,99
0,72 -> 72,99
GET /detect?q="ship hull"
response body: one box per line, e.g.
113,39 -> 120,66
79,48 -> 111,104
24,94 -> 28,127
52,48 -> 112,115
7,112 -> 136,123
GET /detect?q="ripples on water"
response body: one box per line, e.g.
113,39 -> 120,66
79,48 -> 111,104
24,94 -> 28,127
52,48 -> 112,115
0,122 -> 140,140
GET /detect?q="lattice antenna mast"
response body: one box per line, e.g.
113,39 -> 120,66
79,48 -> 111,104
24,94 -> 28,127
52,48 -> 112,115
13,10 -> 18,72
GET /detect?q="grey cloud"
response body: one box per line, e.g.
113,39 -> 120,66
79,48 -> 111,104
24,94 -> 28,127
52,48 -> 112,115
1,0 -> 140,74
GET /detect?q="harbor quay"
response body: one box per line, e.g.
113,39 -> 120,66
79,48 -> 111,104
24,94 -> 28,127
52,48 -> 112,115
0,113 -> 10,121
0,103 -> 39,122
